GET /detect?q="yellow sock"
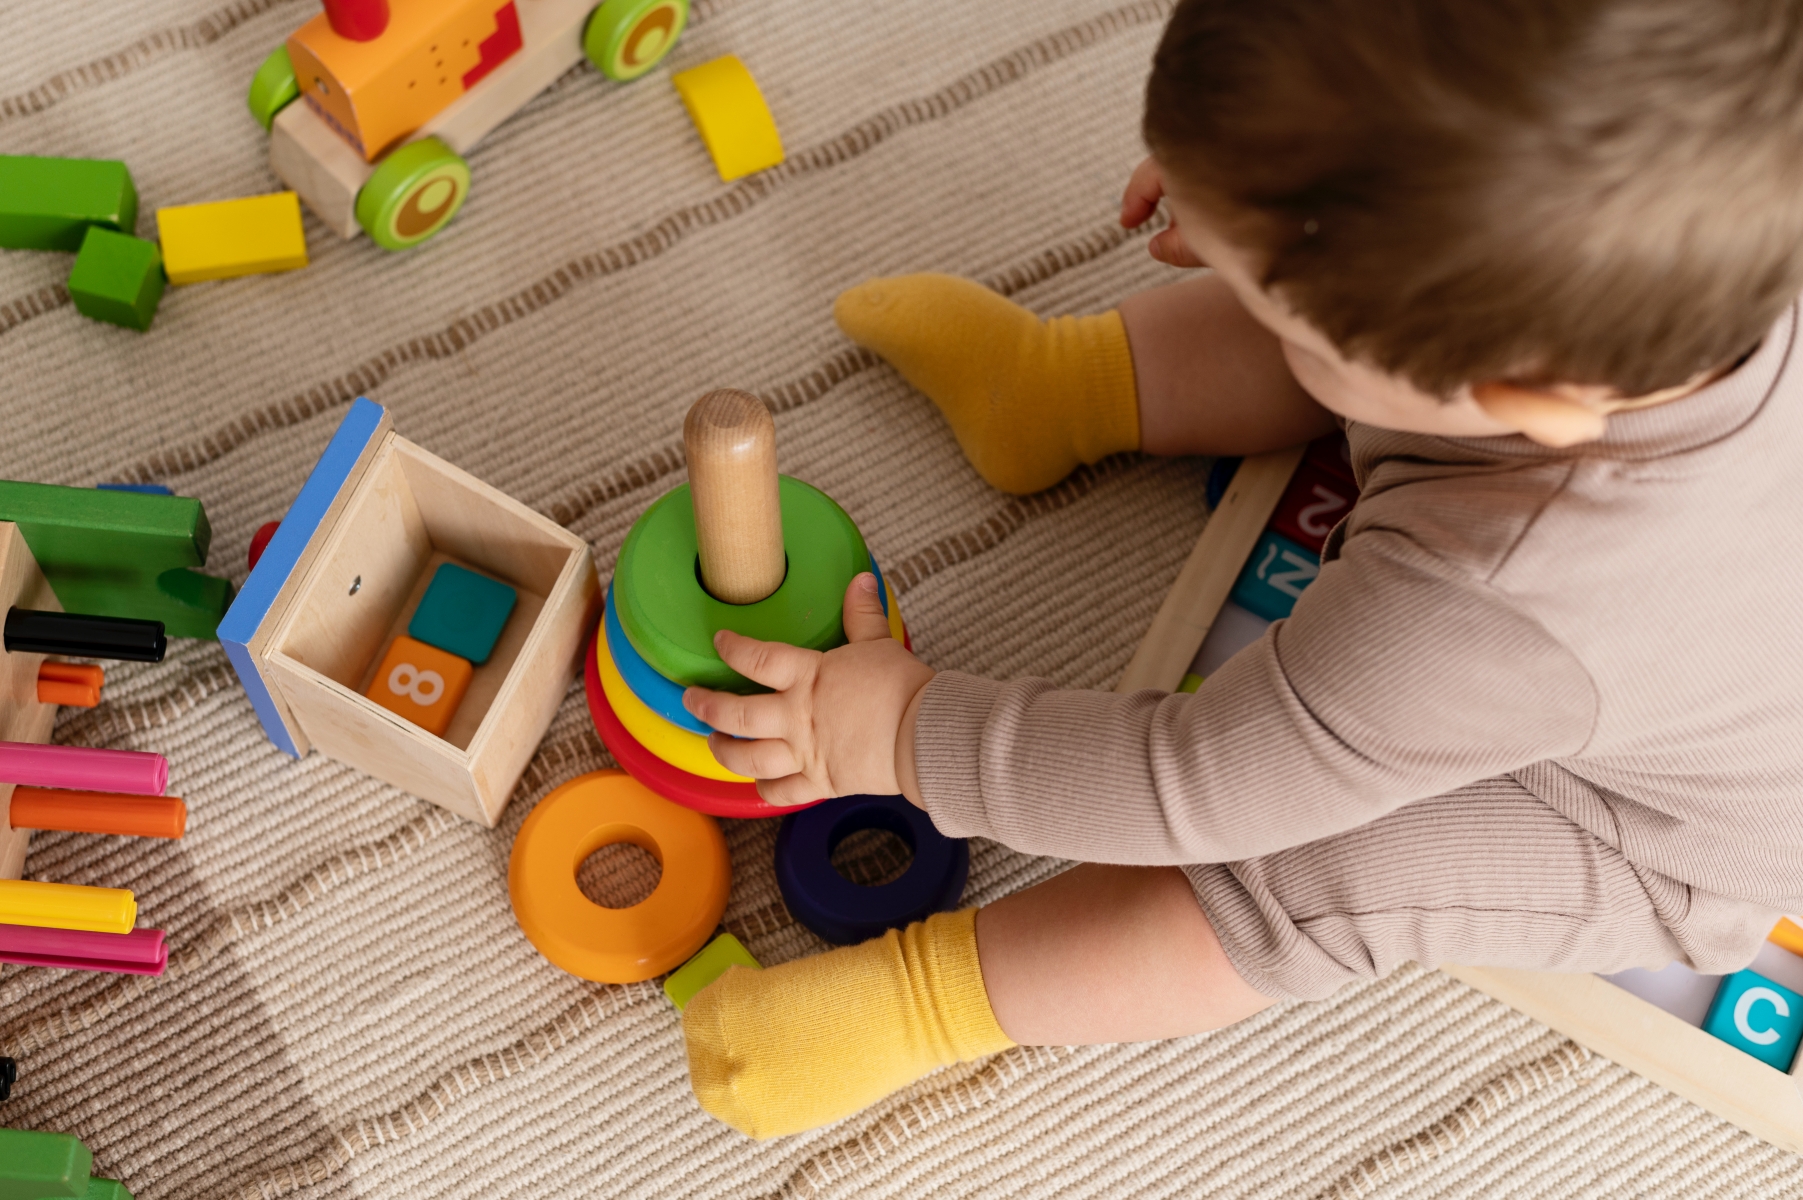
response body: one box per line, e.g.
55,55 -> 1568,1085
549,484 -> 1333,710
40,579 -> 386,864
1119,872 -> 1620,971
682,908 -> 1014,1139
833,274 -> 1139,495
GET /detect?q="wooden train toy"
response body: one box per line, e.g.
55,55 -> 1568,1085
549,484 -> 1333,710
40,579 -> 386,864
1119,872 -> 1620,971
250,0 -> 692,248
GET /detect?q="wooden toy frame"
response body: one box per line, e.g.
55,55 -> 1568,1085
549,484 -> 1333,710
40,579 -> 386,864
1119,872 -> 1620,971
0,522 -> 71,881
1125,449 -> 1803,1153
221,399 -> 598,826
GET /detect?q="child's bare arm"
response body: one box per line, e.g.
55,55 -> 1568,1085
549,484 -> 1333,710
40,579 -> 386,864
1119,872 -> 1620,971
1120,157 -> 1339,456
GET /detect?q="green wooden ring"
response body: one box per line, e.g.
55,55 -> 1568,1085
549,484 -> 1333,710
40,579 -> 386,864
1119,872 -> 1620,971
614,476 -> 869,691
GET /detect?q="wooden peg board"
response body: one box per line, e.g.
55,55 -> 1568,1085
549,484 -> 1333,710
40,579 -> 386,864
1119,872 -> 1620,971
0,521 -> 65,881
1125,448 -> 1803,1152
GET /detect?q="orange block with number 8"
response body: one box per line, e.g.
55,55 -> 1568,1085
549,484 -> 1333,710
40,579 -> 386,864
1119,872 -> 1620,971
364,635 -> 472,736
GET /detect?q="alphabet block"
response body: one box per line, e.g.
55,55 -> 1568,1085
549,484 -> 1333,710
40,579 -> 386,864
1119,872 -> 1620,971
1228,530 -> 1320,622
1270,462 -> 1356,555
364,634 -> 472,736
1702,969 -> 1803,1071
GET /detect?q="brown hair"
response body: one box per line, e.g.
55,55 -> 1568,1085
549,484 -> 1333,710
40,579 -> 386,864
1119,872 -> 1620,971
1143,0 -> 1803,396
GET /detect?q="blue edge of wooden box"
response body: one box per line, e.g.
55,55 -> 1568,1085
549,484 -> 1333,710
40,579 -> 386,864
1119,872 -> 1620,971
218,397 -> 386,758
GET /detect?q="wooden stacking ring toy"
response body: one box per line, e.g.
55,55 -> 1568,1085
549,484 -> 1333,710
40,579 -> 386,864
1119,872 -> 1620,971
775,793 -> 969,945
612,475 -> 870,691
605,560 -> 905,736
585,625 -> 794,818
508,769 -> 729,982
597,603 -> 751,783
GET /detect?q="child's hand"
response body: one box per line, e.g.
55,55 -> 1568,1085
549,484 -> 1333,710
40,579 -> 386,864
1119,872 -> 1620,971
682,573 -> 937,807
1121,156 -> 1208,269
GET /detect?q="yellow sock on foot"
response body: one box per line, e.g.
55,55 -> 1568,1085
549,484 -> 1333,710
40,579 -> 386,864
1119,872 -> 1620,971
833,273 -> 1139,494
682,908 -> 1014,1139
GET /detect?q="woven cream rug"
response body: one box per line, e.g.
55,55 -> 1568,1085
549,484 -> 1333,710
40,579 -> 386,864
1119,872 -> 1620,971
4,0 -> 1802,1195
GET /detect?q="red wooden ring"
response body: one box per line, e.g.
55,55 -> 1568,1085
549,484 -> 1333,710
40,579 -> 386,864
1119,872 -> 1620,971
584,624 -> 813,819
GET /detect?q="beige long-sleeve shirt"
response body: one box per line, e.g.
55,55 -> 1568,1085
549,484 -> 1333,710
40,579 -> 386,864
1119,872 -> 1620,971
916,301 -> 1803,913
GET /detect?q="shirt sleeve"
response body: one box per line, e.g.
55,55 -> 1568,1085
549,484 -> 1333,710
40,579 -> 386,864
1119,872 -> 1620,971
911,526 -> 1599,864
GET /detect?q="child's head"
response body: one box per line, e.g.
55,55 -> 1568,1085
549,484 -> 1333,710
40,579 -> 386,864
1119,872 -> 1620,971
1141,0 -> 1803,445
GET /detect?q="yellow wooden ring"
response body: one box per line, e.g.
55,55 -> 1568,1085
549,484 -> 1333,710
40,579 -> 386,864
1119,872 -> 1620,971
508,770 -> 729,982
884,575 -> 904,644
598,620 -> 751,782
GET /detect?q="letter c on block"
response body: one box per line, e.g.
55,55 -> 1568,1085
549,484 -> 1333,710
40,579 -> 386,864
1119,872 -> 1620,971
1734,986 -> 1790,1046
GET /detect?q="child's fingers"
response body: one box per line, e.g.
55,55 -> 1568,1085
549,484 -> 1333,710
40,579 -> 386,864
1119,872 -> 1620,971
708,733 -> 799,779
755,772 -> 829,808
683,687 -> 790,739
714,630 -> 813,691
1148,226 -> 1208,269
842,573 -> 891,643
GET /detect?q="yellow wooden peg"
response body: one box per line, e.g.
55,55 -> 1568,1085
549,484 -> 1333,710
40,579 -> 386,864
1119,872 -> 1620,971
0,878 -> 135,934
672,55 -> 784,182
157,193 -> 309,285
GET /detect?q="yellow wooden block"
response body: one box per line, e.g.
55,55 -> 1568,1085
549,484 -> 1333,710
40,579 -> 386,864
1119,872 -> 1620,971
1771,917 -> 1803,959
157,193 -> 309,285
672,55 -> 784,182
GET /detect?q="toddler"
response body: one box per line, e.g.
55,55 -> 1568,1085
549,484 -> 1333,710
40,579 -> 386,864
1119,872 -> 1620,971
676,0 -> 1803,1138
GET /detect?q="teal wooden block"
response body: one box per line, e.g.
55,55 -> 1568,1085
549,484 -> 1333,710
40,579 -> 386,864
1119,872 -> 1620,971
1228,530 -> 1321,622
0,1128 -> 92,1199
664,933 -> 760,1010
68,228 -> 164,332
408,562 -> 517,665
0,157 -> 137,252
0,481 -> 232,640
1702,969 -> 1803,1070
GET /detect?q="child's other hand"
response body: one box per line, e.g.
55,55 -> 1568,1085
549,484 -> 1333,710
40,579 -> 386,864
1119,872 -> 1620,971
1121,156 -> 1208,269
682,573 -> 936,808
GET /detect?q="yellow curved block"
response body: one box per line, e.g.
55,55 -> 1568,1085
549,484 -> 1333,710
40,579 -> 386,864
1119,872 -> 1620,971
672,55 -> 784,182
597,625 -> 752,782
0,878 -> 135,934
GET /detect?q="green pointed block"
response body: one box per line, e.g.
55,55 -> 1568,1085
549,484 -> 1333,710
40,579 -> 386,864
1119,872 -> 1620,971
0,1128 -> 91,1199
82,1181 -> 132,1200
0,481 -> 233,640
664,933 -> 760,1011
0,156 -> 137,252
68,228 -> 164,332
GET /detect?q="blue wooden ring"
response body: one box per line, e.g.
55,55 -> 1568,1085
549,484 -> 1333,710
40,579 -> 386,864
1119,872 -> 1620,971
774,794 -> 968,945
607,561 -> 896,736
606,580 -> 711,734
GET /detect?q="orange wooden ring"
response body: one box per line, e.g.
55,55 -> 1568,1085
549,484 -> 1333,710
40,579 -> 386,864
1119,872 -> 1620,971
508,769 -> 730,983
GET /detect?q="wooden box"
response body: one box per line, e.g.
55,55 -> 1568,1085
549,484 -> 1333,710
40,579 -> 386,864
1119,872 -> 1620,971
221,399 -> 598,826
1127,448 -> 1803,1153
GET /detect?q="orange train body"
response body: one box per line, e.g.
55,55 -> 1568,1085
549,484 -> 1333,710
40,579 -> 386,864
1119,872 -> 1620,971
286,0 -> 525,162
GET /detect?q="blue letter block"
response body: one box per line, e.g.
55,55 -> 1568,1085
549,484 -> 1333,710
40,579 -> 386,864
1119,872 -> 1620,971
408,563 -> 517,665
1702,969 -> 1803,1070
1229,530 -> 1321,622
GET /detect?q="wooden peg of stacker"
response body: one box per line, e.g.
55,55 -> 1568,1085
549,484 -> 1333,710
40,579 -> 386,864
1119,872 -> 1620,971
685,389 -> 785,604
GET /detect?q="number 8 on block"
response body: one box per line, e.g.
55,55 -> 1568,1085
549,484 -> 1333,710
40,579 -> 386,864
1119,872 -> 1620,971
365,635 -> 473,737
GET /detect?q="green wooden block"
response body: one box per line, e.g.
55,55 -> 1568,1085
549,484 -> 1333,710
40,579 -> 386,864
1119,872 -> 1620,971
664,933 -> 761,1011
0,157 -> 137,252
0,482 -> 233,640
0,1128 -> 91,1199
82,1181 -> 131,1200
68,228 -> 164,332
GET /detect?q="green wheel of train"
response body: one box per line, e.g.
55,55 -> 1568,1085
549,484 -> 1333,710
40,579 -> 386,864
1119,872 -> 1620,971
247,45 -> 300,131
355,139 -> 471,252
585,0 -> 690,82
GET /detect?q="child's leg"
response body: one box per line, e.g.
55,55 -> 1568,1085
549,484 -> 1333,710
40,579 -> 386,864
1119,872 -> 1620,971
681,864 -> 1271,1139
832,273 -> 1331,495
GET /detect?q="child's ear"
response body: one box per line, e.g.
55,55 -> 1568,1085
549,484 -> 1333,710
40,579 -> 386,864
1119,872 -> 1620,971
1470,382 -> 1609,448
